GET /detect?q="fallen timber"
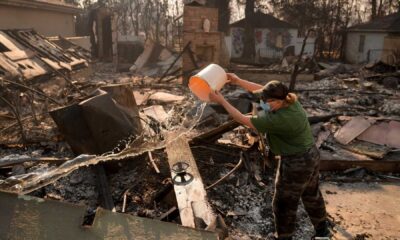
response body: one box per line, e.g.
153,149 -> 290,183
165,131 -> 227,237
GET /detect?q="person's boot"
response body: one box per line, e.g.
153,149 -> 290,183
314,220 -> 332,239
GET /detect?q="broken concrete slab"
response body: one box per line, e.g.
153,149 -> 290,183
334,117 -> 374,145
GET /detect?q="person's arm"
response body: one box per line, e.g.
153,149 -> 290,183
209,91 -> 255,130
227,73 -> 263,92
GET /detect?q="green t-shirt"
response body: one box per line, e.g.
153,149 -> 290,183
250,101 -> 314,156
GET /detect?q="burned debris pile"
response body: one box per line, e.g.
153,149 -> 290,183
1,54 -> 399,239
0,20 -> 400,239
0,29 -> 89,81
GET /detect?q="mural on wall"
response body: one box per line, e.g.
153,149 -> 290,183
231,27 -> 245,58
255,30 -> 263,44
266,29 -> 292,50
254,28 -> 295,59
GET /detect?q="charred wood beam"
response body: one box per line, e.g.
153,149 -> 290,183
320,159 -> 400,173
308,114 -> 340,124
191,120 -> 239,144
157,206 -> 179,222
92,164 -> 115,211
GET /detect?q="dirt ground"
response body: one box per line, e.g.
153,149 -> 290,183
322,182 -> 400,240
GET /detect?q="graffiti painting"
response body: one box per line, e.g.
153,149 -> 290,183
231,27 -> 245,58
266,29 -> 292,51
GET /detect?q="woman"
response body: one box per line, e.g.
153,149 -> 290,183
209,73 -> 330,240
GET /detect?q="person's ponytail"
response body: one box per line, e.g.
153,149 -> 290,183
285,93 -> 298,104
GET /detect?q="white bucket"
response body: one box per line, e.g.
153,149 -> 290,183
188,63 -> 227,101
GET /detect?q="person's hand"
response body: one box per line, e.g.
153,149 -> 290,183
226,73 -> 241,85
209,90 -> 225,104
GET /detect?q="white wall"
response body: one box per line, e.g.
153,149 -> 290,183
346,32 -> 387,64
294,37 -> 315,56
0,5 -> 75,37
229,27 -> 315,59
224,36 -> 232,59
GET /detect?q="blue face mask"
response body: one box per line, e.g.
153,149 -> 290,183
260,100 -> 271,112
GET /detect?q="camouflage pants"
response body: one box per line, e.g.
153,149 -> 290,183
273,145 -> 327,239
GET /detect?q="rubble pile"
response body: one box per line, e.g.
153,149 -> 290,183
1,55 -> 400,239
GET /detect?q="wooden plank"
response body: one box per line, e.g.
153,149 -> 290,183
165,132 -> 217,229
320,159 -> 400,172
92,164 -> 115,211
319,149 -> 400,172
3,50 -> 35,61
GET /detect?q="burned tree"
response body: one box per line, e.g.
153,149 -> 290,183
271,0 -> 357,60
368,0 -> 400,20
243,0 -> 256,60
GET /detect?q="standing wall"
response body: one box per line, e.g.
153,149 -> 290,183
0,5 -> 75,37
345,32 -> 387,64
